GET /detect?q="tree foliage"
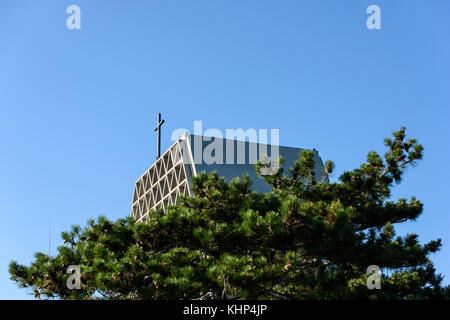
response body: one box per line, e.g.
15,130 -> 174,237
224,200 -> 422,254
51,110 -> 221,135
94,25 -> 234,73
9,127 -> 449,299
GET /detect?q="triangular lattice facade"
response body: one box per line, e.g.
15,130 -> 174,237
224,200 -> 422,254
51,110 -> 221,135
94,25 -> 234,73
131,134 -> 195,223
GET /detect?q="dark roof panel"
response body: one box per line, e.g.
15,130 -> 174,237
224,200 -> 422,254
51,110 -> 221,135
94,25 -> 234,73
187,134 -> 326,193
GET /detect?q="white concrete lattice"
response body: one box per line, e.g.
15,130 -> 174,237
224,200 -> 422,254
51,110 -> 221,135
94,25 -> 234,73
131,135 -> 195,223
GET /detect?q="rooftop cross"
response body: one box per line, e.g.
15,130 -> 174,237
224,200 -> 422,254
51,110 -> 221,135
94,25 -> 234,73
154,113 -> 165,159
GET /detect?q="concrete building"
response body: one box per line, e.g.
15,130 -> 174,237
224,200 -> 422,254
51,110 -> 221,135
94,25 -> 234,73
131,133 -> 326,223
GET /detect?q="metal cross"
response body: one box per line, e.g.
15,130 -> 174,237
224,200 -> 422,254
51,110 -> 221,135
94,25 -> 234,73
154,113 -> 165,159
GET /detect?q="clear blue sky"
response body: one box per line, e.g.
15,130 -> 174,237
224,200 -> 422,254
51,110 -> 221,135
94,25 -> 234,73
1,0 -> 449,299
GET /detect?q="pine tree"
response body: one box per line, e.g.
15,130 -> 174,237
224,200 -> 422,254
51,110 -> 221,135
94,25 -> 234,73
9,127 -> 449,299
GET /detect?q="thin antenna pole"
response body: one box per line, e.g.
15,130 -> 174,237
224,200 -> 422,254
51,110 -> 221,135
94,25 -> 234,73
48,219 -> 51,256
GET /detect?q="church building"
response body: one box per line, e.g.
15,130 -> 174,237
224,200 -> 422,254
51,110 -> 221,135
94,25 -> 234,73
130,131 -> 327,223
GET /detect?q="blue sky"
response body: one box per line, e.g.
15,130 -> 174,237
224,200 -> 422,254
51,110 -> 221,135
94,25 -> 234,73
1,0 -> 449,299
